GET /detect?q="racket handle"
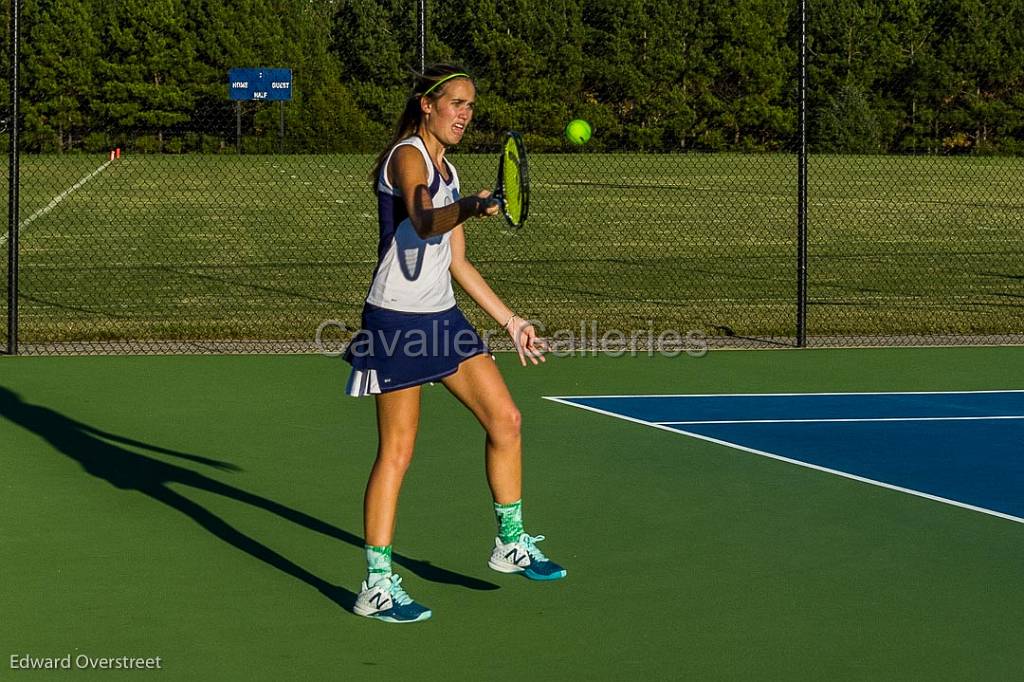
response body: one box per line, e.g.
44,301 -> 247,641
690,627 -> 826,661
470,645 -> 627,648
470,196 -> 499,218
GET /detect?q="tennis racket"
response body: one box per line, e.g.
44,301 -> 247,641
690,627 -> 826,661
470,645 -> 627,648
490,131 -> 530,229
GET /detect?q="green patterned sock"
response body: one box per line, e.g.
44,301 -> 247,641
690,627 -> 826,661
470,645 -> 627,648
494,500 -> 524,544
365,544 -> 392,586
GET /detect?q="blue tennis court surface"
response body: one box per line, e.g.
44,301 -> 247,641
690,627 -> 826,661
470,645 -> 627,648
548,391 -> 1024,524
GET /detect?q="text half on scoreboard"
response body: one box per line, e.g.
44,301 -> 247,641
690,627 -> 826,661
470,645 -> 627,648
228,68 -> 293,101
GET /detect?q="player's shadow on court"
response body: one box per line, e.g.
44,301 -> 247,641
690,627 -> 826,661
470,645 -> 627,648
0,387 -> 497,610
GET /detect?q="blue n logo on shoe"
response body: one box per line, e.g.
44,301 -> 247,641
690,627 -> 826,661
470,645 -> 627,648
504,548 -> 530,566
369,592 -> 391,610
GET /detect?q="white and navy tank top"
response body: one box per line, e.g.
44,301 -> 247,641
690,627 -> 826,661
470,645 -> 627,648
365,135 -> 460,313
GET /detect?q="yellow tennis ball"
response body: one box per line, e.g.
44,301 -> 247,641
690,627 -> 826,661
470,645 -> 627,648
565,119 -> 592,145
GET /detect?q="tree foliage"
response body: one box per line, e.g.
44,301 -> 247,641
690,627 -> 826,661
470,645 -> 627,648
3,0 -> 1023,153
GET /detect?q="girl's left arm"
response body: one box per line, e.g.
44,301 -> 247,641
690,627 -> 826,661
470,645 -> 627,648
449,225 -> 545,366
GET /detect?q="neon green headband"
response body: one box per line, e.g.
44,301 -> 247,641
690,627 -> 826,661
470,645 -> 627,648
421,72 -> 471,97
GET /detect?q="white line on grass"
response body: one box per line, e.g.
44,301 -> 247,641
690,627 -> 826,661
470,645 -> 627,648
544,395 -> 1024,526
0,158 -> 113,247
657,415 -> 1024,426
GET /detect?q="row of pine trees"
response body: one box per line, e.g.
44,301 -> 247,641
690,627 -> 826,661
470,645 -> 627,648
3,0 -> 1023,154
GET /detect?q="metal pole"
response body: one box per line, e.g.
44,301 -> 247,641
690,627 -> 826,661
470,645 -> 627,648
796,0 -> 808,348
7,0 -> 20,355
418,0 -> 426,71
236,101 -> 241,154
279,101 -> 284,154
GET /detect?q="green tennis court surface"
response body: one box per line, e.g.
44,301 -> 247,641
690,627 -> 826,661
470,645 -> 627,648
3,347 -> 1023,679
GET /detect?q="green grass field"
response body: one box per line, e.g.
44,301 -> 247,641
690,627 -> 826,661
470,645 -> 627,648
2,152 -> 1022,349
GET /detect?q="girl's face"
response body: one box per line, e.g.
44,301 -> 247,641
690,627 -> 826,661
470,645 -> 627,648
421,78 -> 476,146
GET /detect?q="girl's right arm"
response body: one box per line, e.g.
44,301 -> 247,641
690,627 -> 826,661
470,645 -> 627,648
389,146 -> 498,239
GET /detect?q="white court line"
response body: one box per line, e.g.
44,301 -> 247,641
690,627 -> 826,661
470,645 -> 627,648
547,389 -> 1024,399
658,415 -> 1024,426
544,396 -> 1024,526
0,159 -> 113,246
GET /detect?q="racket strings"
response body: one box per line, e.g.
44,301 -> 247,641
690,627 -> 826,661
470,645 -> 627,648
493,131 -> 528,229
502,139 -> 523,225
504,167 -> 520,220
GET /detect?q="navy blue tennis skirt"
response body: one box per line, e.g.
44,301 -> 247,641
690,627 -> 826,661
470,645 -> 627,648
344,304 -> 489,396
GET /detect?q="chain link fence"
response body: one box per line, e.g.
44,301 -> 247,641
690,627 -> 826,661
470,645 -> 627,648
3,0 -> 1022,356
806,0 -> 1024,346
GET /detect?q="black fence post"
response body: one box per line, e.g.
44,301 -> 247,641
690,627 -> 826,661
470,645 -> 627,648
418,0 -> 426,71
796,0 -> 809,348
7,0 -> 20,355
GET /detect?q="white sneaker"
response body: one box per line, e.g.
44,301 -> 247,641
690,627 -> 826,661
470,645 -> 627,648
488,533 -> 567,581
353,573 -> 432,623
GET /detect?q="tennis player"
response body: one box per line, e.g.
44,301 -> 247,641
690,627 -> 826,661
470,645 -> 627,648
345,65 -> 566,624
